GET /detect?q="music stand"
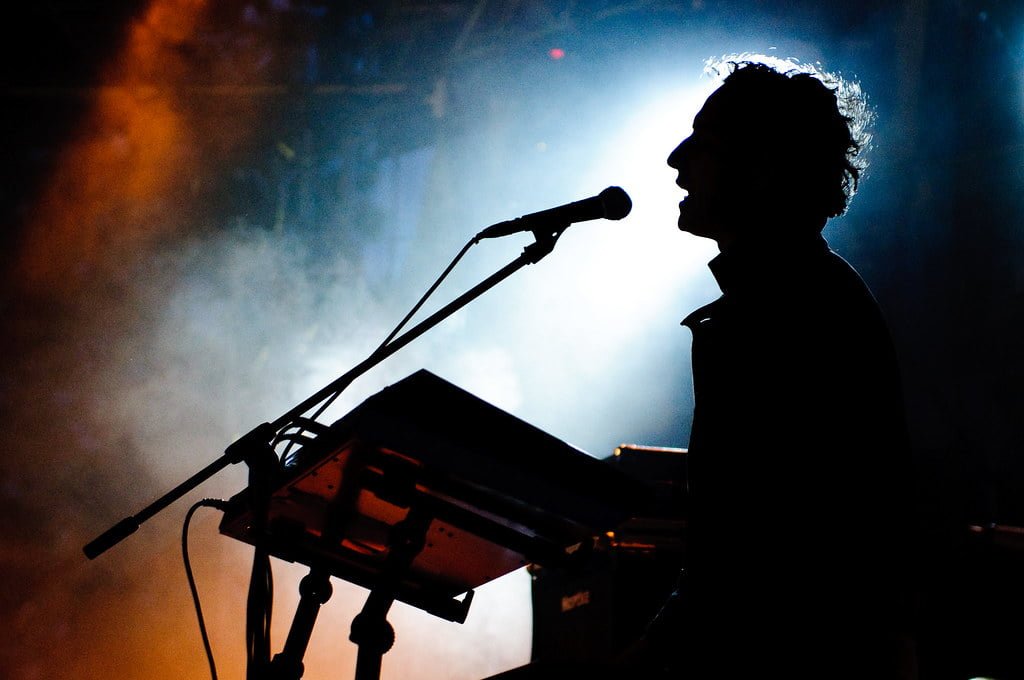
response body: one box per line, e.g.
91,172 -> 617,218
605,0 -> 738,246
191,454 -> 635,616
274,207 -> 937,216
219,370 -> 650,680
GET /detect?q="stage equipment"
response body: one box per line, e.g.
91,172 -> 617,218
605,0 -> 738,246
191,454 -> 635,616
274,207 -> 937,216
476,446 -> 687,680
220,370 -> 649,679
528,445 -> 687,667
82,213 -> 642,680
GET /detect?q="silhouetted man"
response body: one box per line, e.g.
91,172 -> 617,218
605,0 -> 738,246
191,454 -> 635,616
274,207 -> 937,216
655,60 -> 916,679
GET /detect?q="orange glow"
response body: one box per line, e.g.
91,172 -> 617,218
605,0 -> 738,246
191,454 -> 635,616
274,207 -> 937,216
14,0 -> 205,296
128,0 -> 207,66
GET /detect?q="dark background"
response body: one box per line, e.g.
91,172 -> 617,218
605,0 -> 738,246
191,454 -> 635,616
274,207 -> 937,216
2,2 -> 1022,679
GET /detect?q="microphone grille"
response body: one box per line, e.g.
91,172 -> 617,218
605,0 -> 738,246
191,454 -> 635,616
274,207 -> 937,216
599,186 -> 632,220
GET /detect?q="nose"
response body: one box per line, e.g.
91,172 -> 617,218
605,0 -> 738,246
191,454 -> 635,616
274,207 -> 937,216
667,136 -> 690,184
667,137 -> 686,169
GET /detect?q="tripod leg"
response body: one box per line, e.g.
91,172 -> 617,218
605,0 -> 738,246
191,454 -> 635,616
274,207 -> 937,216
350,608 -> 396,680
349,507 -> 433,680
267,569 -> 334,680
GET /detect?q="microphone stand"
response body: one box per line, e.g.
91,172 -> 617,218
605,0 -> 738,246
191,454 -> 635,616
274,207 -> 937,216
83,228 -> 561,558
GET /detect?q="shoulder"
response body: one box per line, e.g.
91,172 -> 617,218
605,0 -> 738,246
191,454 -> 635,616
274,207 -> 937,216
815,250 -> 889,325
681,299 -> 723,330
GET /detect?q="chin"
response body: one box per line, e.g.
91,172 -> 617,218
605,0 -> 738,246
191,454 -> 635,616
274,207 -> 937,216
677,212 -> 714,240
678,202 -> 731,243
678,199 -> 704,234
677,203 -> 696,233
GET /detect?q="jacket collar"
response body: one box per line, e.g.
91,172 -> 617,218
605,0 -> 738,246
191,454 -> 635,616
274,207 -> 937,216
681,233 -> 830,329
708,233 -> 829,297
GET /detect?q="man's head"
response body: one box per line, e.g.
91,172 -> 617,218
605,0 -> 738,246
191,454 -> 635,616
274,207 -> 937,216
667,59 -> 871,248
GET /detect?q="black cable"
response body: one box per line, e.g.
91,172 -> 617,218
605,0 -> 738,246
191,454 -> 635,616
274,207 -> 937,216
246,548 -> 273,680
182,498 -> 230,680
373,236 -> 476,353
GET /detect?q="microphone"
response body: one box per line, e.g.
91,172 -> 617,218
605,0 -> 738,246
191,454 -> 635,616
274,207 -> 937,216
476,186 -> 632,240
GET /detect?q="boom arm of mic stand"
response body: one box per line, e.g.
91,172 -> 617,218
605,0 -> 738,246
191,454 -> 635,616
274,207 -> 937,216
83,423 -> 278,559
268,232 -> 558,432
83,233 -> 559,560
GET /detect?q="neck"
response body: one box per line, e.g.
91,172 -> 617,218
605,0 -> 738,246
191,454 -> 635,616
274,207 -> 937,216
716,217 -> 827,255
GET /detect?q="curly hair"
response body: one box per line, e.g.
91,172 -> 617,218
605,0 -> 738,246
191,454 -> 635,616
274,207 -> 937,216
704,55 -> 873,220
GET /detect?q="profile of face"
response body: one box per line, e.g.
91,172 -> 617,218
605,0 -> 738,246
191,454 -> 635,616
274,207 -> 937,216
666,88 -> 739,245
